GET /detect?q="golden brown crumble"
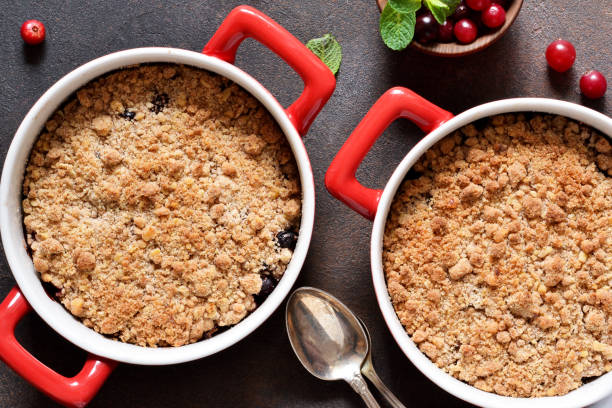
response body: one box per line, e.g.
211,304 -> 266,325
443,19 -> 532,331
23,64 -> 301,347
384,114 -> 611,397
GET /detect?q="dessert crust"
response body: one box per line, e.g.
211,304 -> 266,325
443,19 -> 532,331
23,64 -> 301,347
383,114 -> 612,397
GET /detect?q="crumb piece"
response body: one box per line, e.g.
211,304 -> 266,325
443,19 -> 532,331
431,216 -> 448,235
545,204 -> 566,223
141,225 -> 157,241
460,183 -> 483,202
522,196 -> 543,218
75,251 -> 96,272
41,238 -> 63,255
483,206 -> 502,222
33,256 -> 49,273
92,115 -> 112,136
496,331 -> 511,344
70,298 -> 85,316
241,134 -> 266,156
508,162 -> 527,185
215,253 -> 232,270
449,258 -> 472,280
141,182 -> 160,197
221,161 -> 237,177
101,147 -> 122,166
541,255 -> 563,287
594,137 -> 611,154
507,291 -> 541,319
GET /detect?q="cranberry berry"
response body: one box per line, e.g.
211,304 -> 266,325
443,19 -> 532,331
482,4 -> 506,28
415,12 -> 439,44
580,71 -> 607,99
466,0 -> 492,11
452,1 -> 472,21
454,19 -> 478,44
438,20 -> 455,42
21,20 -> 46,45
545,39 -> 576,72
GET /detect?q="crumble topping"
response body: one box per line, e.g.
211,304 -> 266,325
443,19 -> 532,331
384,114 -> 611,397
22,64 -> 301,347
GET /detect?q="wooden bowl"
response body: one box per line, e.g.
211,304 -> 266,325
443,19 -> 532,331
376,0 -> 523,57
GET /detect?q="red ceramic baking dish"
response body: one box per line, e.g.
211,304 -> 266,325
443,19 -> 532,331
326,87 -> 612,408
0,6 -> 335,407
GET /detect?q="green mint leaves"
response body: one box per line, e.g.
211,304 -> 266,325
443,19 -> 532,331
379,0 -> 460,50
306,34 -> 342,75
380,5 -> 416,51
389,0 -> 421,13
424,0 -> 460,24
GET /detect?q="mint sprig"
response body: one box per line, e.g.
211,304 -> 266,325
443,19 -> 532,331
379,0 -> 460,50
306,34 -> 342,75
380,6 -> 416,51
389,0 -> 421,13
424,0 -> 461,24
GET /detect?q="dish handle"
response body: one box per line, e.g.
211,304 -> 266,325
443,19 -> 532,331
325,87 -> 453,220
0,286 -> 117,408
202,5 -> 336,136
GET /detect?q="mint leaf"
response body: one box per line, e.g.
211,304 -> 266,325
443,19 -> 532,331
388,0 -> 421,13
306,34 -> 342,75
380,4 -> 416,51
424,0 -> 460,24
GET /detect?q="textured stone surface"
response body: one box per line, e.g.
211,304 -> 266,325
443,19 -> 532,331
0,1 -> 610,407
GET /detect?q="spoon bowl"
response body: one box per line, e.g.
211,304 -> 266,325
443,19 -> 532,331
286,287 -> 380,407
286,287 -> 368,380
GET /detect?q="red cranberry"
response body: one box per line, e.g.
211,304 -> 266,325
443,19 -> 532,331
580,71 -> 607,99
438,20 -> 455,42
454,19 -> 478,44
452,1 -> 472,21
20,20 -> 46,45
415,12 -> 439,44
545,39 -> 576,72
466,0 -> 491,11
481,4 -> 506,28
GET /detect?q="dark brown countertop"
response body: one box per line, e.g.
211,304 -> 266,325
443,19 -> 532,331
0,1 -> 610,407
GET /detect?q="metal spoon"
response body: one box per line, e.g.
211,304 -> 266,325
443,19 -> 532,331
357,317 -> 407,408
286,287 -> 380,408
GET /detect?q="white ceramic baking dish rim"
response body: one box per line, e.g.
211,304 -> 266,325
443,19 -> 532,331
0,47 -> 315,365
371,98 -> 612,408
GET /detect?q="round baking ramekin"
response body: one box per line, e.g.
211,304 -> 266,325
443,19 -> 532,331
326,88 -> 612,408
0,5 -> 335,407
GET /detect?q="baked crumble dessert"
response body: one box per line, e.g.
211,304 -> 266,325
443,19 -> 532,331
22,64 -> 301,347
383,114 -> 611,397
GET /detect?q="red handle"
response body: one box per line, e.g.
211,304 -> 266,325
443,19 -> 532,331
325,87 -> 454,220
0,287 -> 117,408
203,5 -> 336,136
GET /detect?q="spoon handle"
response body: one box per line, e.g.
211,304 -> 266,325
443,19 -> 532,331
347,373 -> 381,408
362,361 -> 407,408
